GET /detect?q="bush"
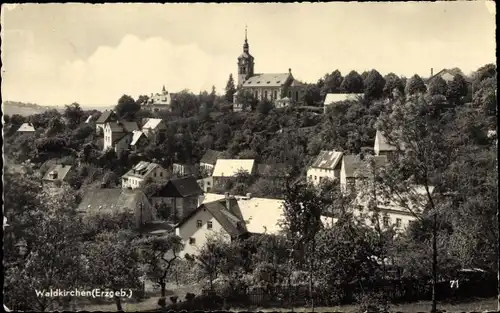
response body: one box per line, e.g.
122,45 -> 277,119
355,290 -> 390,313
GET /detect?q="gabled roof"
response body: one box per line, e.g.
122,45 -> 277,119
242,73 -> 292,88
121,121 -> 139,132
77,188 -> 149,214
112,132 -> 131,144
96,110 -> 116,124
324,93 -> 363,105
256,163 -> 289,177
310,150 -> 343,170
17,123 -> 35,132
142,118 -> 164,130
342,155 -> 387,178
152,176 -> 203,198
374,130 -> 397,153
42,164 -> 73,182
107,122 -> 125,132
200,150 -> 224,165
130,130 -> 147,146
84,116 -> 93,123
427,68 -> 469,83
212,159 -> 256,177
123,161 -> 162,179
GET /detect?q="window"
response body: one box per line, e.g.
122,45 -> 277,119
196,220 -> 202,228
264,90 -> 268,99
314,176 -> 317,181
207,221 -> 213,230
383,216 -> 390,227
319,177 -> 323,183
308,175 -> 312,181
189,237 -> 196,245
160,172 -> 163,177
396,218 -> 402,228
207,181 -> 211,186
273,90 -> 278,99
154,172 -> 157,177
296,91 -> 299,101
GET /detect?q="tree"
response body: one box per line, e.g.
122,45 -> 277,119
84,231 -> 142,312
136,95 -> 149,106
235,90 -> 258,111
446,74 -> 468,105
364,69 -> 386,100
321,70 -> 344,95
340,70 -> 364,93
136,235 -> 182,307
472,63 -> 496,92
225,74 -> 237,103
405,74 -> 427,96
383,73 -> 405,99
303,84 -> 323,106
115,94 -> 140,120
63,102 -> 84,128
428,76 -> 448,96
257,98 -> 274,115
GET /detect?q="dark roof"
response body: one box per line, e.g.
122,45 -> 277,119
96,110 -> 117,124
256,163 -> 289,177
152,176 -> 203,198
77,188 -> 149,214
176,198 -> 247,238
200,150 -> 224,165
343,155 -> 387,178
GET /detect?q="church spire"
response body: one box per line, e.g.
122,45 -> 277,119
162,85 -> 166,92
243,25 -> 249,53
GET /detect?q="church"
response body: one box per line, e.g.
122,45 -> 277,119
233,28 -> 306,112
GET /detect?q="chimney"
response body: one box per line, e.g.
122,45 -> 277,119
288,68 -> 292,74
246,193 -> 252,199
224,192 -> 231,210
430,68 -> 434,77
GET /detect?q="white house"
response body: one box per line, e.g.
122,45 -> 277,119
122,161 -> 168,189
199,150 -> 224,174
323,93 -> 364,114
95,110 -> 118,133
174,193 -> 285,257
141,118 -> 166,140
130,130 -> 149,150
212,159 -> 256,190
307,150 -> 344,186
374,130 -> 397,157
16,123 -> 36,134
103,121 -> 139,153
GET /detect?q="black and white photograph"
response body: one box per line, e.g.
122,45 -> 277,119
1,2 -> 497,312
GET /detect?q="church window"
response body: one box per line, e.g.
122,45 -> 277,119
288,90 -> 291,98
267,81 -> 271,84
257,81 -> 260,84
296,91 -> 299,101
264,90 -> 268,99
273,90 -> 278,99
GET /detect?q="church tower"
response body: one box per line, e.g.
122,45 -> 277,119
237,26 -> 255,87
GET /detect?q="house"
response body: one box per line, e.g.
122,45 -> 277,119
323,93 -> 364,114
95,110 -> 118,133
42,164 -> 74,187
340,155 -> 387,193
16,123 -> 36,134
142,86 -> 175,112
173,163 -> 196,177
256,163 -> 289,178
426,67 -> 469,84
232,28 -> 306,111
103,121 -> 139,152
199,150 -> 224,174
150,176 -> 205,221
84,116 -> 93,123
77,188 -> 154,228
197,176 -> 214,193
141,118 -> 166,141
307,151 -> 344,186
174,193 -> 285,257
374,130 -> 397,157
122,161 -> 168,189
212,159 -> 256,189
130,130 -> 149,150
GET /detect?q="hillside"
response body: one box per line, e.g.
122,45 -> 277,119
2,101 -> 114,116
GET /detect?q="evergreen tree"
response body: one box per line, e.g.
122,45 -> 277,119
225,74 -> 237,103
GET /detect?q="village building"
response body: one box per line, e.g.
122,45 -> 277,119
84,115 -> 93,124
212,159 -> 256,190
150,176 -> 205,222
174,193 -> 285,257
77,188 -> 154,228
199,150 -> 224,175
130,130 -> 149,151
141,118 -> 167,142
374,130 -> 397,158
16,123 -> 36,135
340,155 -> 388,194
307,150 -> 344,186
103,121 -> 139,153
172,163 -> 196,177
95,110 -> 118,134
122,161 -> 168,189
323,93 -> 364,114
197,176 -> 214,193
232,28 -> 306,112
142,86 -> 175,112
42,164 -> 75,187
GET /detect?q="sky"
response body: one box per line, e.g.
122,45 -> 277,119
1,2 -> 496,107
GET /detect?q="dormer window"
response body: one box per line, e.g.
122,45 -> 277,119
256,81 -> 260,84
276,81 -> 280,84
267,81 -> 271,84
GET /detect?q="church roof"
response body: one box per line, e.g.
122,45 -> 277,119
242,73 -> 292,88
238,52 -> 254,60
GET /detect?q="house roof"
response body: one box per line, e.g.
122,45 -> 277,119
324,93 -> 363,105
342,155 -> 388,178
84,116 -> 93,123
107,122 -> 125,132
17,123 -> 35,132
242,73 -> 292,88
123,161 -> 162,179
200,150 -> 224,165
213,159 -> 255,177
374,130 -> 397,153
77,188 -> 149,214
42,164 -> 73,182
121,121 -> 139,132
256,163 -> 289,177
130,130 -> 147,146
142,118 -> 164,130
427,68 -> 468,83
153,176 -> 203,198
310,150 -> 344,170
96,110 -> 116,124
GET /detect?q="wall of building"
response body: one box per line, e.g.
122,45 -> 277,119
151,196 -> 198,219
122,167 -> 168,189
175,209 -> 230,257
307,167 -> 340,185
